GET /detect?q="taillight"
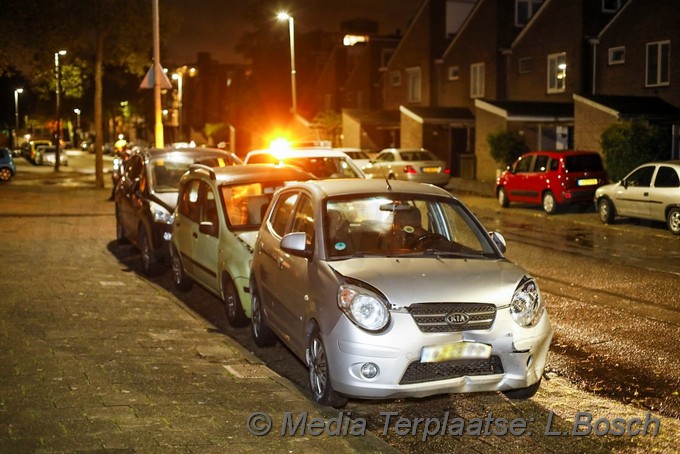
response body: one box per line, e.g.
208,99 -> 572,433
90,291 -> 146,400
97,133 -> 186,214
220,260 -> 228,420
403,165 -> 417,174
444,168 -> 450,174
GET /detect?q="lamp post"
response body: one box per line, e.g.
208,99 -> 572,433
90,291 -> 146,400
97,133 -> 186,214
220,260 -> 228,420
54,50 -> 66,172
14,88 -> 23,150
172,72 -> 183,141
74,108 -> 81,147
277,12 -> 297,114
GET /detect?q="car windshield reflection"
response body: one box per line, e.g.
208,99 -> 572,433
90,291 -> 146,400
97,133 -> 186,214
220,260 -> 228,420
324,195 -> 498,259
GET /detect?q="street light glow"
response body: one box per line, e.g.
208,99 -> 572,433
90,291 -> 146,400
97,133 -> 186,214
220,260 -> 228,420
14,89 -> 24,148
54,50 -> 67,171
276,12 -> 297,114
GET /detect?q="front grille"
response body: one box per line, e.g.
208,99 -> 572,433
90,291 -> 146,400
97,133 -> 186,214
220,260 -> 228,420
408,303 -> 496,333
400,355 -> 503,385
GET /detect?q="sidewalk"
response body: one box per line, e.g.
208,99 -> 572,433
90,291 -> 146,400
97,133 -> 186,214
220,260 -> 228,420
0,179 -> 398,453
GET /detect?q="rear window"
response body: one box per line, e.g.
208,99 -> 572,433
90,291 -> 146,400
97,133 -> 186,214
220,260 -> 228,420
400,151 -> 438,162
564,154 -> 603,172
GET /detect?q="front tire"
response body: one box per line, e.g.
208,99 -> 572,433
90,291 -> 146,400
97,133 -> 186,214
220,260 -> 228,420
497,187 -> 509,208
0,167 -> 12,181
667,207 -> 680,235
171,246 -> 193,291
115,207 -> 129,244
542,191 -> 558,214
598,198 -> 615,224
251,283 -> 276,347
139,225 -> 159,276
223,274 -> 248,327
308,324 -> 347,407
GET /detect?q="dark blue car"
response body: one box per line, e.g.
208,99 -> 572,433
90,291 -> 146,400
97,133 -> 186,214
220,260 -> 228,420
0,148 -> 16,181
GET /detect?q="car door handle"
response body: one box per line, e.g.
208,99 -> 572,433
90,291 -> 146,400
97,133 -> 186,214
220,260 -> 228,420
277,257 -> 285,270
192,232 -> 198,239
644,192 -> 649,196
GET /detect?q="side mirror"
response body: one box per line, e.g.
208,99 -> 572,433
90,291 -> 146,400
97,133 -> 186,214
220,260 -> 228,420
622,179 -> 628,189
199,221 -> 218,236
280,232 -> 312,259
489,231 -> 506,254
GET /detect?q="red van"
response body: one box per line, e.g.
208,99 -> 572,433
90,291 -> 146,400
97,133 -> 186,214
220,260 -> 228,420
495,150 -> 608,214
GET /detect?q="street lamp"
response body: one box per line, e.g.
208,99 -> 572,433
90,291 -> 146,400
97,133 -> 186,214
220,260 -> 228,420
14,88 -> 23,149
54,49 -> 66,172
74,108 -> 81,147
172,72 -> 183,141
277,11 -> 297,114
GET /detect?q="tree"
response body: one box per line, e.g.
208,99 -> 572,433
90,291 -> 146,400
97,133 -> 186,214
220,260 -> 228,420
600,118 -> 671,181
487,131 -> 529,168
0,0 -> 180,187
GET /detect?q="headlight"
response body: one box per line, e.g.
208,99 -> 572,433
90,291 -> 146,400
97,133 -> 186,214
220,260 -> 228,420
151,202 -> 173,224
510,276 -> 545,327
338,284 -> 390,332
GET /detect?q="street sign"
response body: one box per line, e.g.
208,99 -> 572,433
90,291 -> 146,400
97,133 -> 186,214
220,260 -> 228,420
140,63 -> 173,89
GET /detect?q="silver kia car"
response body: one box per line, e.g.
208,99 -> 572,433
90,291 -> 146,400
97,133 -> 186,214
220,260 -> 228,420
250,179 -> 552,407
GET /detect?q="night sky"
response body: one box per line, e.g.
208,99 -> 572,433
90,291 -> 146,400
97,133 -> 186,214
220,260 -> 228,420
165,0 -> 423,64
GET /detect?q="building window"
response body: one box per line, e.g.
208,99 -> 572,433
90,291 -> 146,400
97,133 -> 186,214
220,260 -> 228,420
608,47 -> 625,65
518,57 -> 533,74
602,0 -> 622,12
448,66 -> 460,80
515,0 -> 543,27
470,63 -> 485,98
547,52 -> 567,93
381,49 -> 394,68
406,67 -> 422,103
390,70 -> 401,86
646,41 -> 670,87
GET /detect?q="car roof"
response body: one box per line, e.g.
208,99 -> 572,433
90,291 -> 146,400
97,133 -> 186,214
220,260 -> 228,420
522,150 -> 600,157
187,163 -> 317,184
144,147 -> 236,160
278,178 -> 453,199
245,147 -> 353,160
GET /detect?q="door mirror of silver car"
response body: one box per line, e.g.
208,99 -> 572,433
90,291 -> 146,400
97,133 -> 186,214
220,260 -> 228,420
199,221 -> 218,237
489,231 -> 506,254
280,232 -> 312,258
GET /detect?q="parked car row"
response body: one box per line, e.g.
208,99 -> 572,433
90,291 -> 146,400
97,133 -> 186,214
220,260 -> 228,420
495,150 -> 680,235
19,139 -> 69,167
113,144 -> 553,408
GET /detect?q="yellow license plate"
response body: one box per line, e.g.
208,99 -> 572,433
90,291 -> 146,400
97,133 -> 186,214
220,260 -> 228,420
578,178 -> 598,186
420,342 -> 491,363
422,167 -> 440,173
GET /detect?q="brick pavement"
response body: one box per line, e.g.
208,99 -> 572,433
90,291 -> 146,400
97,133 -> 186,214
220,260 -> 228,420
0,172 -> 398,453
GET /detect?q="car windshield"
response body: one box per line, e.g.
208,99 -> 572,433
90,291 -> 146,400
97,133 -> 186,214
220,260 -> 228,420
346,151 -> 369,160
220,181 -> 285,230
284,157 -> 362,179
150,157 -> 196,192
324,195 -> 498,259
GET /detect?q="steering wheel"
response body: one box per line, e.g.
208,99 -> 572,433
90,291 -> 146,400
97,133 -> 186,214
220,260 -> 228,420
411,233 -> 449,250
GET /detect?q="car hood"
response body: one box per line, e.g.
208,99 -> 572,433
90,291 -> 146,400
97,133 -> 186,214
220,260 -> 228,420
150,191 -> 179,212
235,230 -> 259,251
327,257 -> 527,307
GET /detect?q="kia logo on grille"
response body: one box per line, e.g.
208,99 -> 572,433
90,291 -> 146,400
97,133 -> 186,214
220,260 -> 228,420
445,312 -> 469,325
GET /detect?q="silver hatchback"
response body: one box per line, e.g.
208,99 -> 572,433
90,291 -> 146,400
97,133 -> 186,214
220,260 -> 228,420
250,179 -> 552,407
595,161 -> 680,235
363,148 -> 450,186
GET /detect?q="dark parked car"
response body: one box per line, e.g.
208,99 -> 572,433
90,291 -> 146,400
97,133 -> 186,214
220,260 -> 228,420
114,146 -> 241,275
496,150 -> 608,214
0,148 -> 17,181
